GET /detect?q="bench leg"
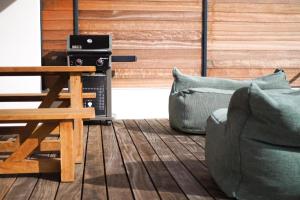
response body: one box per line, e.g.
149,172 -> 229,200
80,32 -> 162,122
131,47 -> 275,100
60,120 -> 75,182
74,119 -> 83,163
70,73 -> 84,164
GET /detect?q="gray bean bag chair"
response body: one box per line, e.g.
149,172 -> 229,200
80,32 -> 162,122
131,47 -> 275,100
206,84 -> 300,200
169,68 -> 291,134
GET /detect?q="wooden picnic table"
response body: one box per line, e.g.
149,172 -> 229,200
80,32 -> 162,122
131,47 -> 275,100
0,66 -> 96,182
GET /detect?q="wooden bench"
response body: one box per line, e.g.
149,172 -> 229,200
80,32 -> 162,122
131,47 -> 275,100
0,108 -> 94,182
0,66 -> 96,182
0,92 -> 97,153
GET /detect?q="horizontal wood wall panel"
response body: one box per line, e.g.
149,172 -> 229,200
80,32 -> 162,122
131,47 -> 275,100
208,0 -> 300,87
209,32 -> 300,41
42,0 -> 202,84
209,3 -> 300,13
42,0 -> 72,11
42,0 -> 300,87
79,11 -> 201,21
209,12 -> 300,22
44,30 -> 201,41
79,1 -> 202,12
214,0 -> 300,3
42,0 -> 73,64
78,0 -> 202,82
43,40 -> 201,50
79,20 -> 201,31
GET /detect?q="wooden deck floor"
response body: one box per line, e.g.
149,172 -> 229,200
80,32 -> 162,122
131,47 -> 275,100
0,120 -> 230,200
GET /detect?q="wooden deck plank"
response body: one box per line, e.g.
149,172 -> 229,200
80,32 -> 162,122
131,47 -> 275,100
124,120 -> 188,200
135,119 -> 213,200
0,120 -> 226,200
0,176 -> 17,199
147,120 -> 229,200
29,155 -> 60,200
157,119 -> 206,164
26,136 -> 60,200
55,126 -> 88,200
82,125 -> 107,200
113,120 -> 160,200
29,173 -> 59,200
189,135 -> 206,149
101,124 -> 134,200
3,175 -> 39,200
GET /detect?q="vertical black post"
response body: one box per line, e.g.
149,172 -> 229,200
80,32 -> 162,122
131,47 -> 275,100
201,0 -> 208,77
73,0 -> 79,35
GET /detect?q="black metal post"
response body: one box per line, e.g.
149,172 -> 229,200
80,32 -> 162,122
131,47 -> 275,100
201,0 -> 208,77
73,0 -> 79,35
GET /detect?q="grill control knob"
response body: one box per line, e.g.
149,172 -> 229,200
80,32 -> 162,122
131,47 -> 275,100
75,58 -> 83,66
96,58 -> 104,67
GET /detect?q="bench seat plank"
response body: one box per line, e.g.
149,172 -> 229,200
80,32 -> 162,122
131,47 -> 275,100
0,108 -> 95,122
0,159 -> 60,174
0,92 -> 96,101
0,126 -> 59,135
0,66 -> 96,76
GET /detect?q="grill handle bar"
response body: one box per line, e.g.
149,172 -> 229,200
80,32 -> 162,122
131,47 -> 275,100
112,56 -> 137,62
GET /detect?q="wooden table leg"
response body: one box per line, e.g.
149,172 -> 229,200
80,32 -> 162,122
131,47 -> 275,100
60,120 -> 75,182
70,73 -> 84,163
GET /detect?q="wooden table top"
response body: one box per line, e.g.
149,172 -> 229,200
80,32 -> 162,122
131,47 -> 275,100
0,66 -> 96,75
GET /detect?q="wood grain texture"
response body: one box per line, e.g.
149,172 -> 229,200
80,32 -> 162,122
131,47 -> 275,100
3,175 -> 39,200
124,120 -> 188,200
113,120 -> 160,200
29,166 -> 60,200
136,119 -> 213,200
0,108 -> 94,122
0,66 -> 95,74
150,119 -> 228,200
70,73 -> 84,163
42,0 -> 300,87
0,140 -> 60,153
0,121 -> 230,200
55,126 -> 88,200
42,0 -> 202,87
82,125 -> 107,200
0,160 -> 60,174
60,120 -> 75,182
208,0 -> 300,86
0,175 -> 17,199
101,124 -> 134,200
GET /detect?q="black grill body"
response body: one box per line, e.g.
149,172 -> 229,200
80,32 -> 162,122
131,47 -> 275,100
67,35 -> 113,123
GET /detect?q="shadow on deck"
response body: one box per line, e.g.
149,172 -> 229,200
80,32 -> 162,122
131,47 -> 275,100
0,119 -> 231,200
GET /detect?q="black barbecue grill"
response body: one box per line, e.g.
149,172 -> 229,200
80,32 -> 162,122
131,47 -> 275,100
67,34 -> 136,124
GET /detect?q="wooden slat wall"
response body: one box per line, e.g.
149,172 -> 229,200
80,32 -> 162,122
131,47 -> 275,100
42,0 -> 202,87
42,0 -> 73,67
42,0 -> 300,87
208,0 -> 300,87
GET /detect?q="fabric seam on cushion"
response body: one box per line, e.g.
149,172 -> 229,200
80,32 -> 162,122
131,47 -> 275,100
234,90 -> 251,198
183,92 -> 187,130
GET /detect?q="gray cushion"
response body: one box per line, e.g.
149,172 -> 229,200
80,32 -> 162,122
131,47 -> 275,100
169,68 -> 291,134
171,68 -> 291,92
206,84 -> 300,200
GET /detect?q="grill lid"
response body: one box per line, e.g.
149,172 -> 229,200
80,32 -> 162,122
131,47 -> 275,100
67,35 -> 112,53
